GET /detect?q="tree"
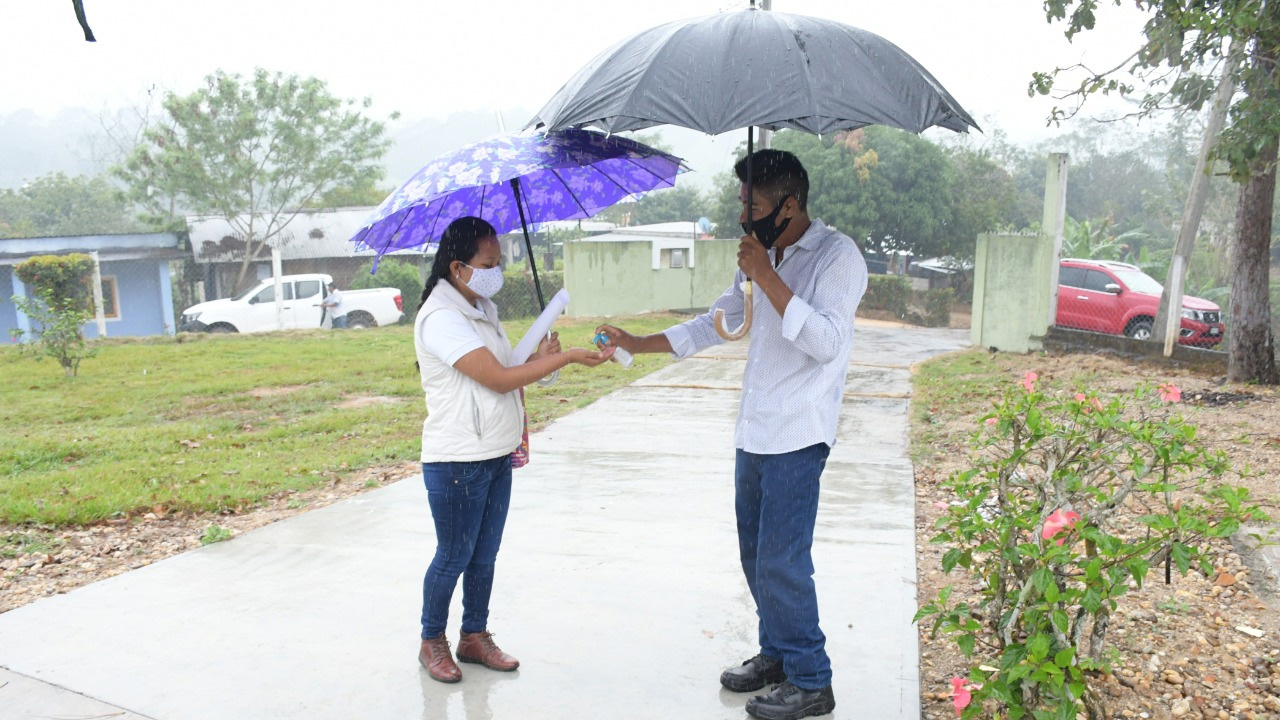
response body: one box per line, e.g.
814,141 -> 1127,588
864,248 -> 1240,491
944,146 -> 1019,259
116,68 -> 397,294
11,254 -> 97,376
1035,0 -> 1280,383
597,185 -> 710,227
0,173 -> 142,239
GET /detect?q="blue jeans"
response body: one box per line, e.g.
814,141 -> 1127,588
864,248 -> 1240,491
420,457 -> 512,639
735,442 -> 832,689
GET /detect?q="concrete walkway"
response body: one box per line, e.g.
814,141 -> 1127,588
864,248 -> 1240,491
0,324 -> 970,720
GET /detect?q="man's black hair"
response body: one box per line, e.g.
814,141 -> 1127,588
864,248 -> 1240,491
733,149 -> 809,211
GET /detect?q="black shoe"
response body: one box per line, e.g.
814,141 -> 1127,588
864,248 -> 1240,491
720,653 -> 786,692
745,681 -> 836,720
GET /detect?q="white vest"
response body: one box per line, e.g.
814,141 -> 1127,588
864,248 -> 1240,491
415,281 -> 523,463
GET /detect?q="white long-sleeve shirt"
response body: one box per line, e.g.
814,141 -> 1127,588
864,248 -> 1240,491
663,219 -> 868,455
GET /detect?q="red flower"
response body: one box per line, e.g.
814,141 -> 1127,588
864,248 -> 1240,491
1041,508 -> 1082,546
1158,383 -> 1181,403
1022,371 -> 1038,392
950,677 -> 972,716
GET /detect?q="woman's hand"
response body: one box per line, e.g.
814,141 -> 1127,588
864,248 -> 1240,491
529,331 -> 561,361
568,345 -> 616,368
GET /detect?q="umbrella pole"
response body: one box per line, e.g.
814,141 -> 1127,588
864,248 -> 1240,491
714,126 -> 754,341
510,178 -> 547,310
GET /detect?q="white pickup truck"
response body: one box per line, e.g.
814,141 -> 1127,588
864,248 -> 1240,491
178,273 -> 403,333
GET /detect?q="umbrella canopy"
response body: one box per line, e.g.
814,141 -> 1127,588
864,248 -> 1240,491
528,6 -> 979,136
351,128 -> 688,259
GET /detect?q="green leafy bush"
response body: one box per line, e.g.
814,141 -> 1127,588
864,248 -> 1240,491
863,274 -> 911,317
916,374 -> 1266,720
924,287 -> 956,327
494,269 -> 564,319
11,254 -> 97,376
354,258 -> 424,321
14,254 -> 93,313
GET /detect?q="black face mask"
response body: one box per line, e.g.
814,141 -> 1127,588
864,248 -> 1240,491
741,196 -> 792,249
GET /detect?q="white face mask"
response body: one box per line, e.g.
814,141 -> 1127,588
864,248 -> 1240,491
463,264 -> 504,299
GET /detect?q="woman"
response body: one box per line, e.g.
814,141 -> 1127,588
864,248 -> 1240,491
414,216 -> 613,683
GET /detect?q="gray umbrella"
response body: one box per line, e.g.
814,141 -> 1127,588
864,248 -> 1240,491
528,4 -> 979,137
528,3 -> 978,339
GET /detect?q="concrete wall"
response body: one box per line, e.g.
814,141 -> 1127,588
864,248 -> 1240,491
563,238 -> 738,317
971,233 -> 1054,353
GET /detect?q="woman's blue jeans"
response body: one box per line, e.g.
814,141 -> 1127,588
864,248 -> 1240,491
420,457 -> 512,639
735,442 -> 833,690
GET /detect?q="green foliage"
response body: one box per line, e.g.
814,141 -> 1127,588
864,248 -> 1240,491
494,269 -> 564,319
597,184 -> 711,227
307,178 -> 392,209
14,254 -> 93,313
0,173 -> 144,239
924,287 -> 956,327
11,254 -> 97,376
862,274 -> 912,317
1036,0 -> 1280,184
354,258 -> 424,320
200,525 -> 234,545
115,68 -> 396,294
12,289 -> 97,377
916,375 -> 1266,720
711,128 -> 1018,258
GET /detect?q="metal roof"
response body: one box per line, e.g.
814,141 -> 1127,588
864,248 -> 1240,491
186,207 -> 426,264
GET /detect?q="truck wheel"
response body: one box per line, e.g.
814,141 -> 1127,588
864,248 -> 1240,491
347,311 -> 376,329
207,323 -> 238,334
1125,318 -> 1154,341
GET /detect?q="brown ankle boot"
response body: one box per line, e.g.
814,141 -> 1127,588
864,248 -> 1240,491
419,635 -> 462,683
456,630 -> 520,671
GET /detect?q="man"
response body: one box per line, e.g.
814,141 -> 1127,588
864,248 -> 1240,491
321,282 -> 347,329
595,149 -> 867,720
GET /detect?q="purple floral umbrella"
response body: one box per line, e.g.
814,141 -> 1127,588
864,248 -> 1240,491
350,127 -> 688,308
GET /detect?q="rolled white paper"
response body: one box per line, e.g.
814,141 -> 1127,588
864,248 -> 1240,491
510,288 -> 571,365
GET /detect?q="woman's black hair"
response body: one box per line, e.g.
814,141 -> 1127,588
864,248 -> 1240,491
420,216 -> 498,305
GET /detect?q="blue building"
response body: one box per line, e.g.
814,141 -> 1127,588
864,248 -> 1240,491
1,233 -> 185,340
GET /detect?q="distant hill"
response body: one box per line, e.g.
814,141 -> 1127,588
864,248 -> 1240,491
0,107 -> 733,193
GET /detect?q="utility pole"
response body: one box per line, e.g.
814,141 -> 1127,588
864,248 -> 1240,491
758,0 -> 773,149
1155,47 -> 1239,355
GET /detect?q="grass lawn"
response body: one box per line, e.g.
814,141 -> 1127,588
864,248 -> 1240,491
1,313 -> 682,526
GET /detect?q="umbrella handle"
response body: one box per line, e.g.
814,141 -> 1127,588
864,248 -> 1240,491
714,281 -> 753,340
537,331 -> 559,386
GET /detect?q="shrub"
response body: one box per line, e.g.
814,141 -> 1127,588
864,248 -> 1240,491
916,374 -> 1265,720
924,287 -> 956,327
11,254 -> 97,376
863,274 -> 911,317
14,254 -> 93,313
354,258 -> 424,321
494,269 -> 564,319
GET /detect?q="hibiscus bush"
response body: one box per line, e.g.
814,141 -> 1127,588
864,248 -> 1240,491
915,372 -> 1267,720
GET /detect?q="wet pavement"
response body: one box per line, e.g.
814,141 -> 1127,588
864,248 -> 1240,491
0,323 -> 970,720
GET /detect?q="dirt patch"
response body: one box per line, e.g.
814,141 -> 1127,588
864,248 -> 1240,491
915,350 -> 1280,720
334,395 -> 403,410
248,385 -> 309,399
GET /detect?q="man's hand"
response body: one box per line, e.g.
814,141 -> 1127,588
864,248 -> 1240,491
594,324 -> 638,353
737,233 -> 775,281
